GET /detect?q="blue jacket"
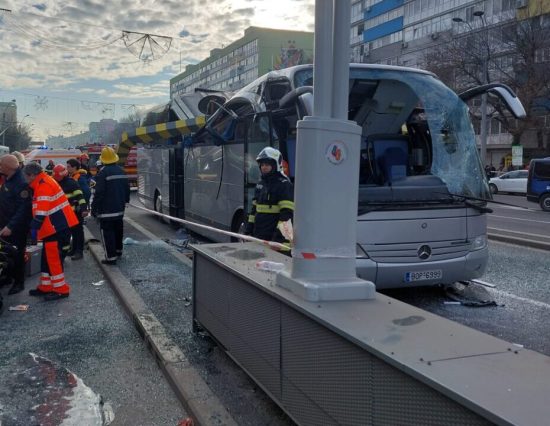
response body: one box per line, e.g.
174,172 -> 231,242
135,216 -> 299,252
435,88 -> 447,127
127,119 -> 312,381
0,168 -> 32,234
91,164 -> 130,220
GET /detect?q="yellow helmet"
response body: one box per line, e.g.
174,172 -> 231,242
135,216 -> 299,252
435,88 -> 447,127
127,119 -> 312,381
99,146 -> 119,165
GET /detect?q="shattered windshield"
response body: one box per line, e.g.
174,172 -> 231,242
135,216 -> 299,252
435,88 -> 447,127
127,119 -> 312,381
416,75 -> 490,199
294,67 -> 490,200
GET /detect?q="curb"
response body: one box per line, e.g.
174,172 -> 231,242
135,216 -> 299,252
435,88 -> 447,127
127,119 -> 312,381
488,231 -> 550,251
84,227 -> 237,426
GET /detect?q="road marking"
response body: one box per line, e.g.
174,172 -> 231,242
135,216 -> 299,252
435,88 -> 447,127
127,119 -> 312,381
491,288 -> 550,310
491,214 -> 550,225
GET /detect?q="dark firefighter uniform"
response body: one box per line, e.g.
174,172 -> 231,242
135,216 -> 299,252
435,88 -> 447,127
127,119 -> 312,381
0,168 -> 32,293
245,148 -> 294,251
91,147 -> 130,264
28,171 -> 79,299
54,165 -> 87,259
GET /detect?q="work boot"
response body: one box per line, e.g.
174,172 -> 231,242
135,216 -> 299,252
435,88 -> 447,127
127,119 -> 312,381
44,292 -> 69,301
8,282 -> 24,295
101,259 -> 117,265
71,252 -> 83,261
29,288 -> 49,297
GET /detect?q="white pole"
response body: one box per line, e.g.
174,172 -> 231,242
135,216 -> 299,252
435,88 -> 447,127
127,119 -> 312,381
277,0 -> 375,301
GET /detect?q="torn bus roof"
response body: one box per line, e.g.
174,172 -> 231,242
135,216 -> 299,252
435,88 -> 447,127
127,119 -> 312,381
117,116 -> 206,165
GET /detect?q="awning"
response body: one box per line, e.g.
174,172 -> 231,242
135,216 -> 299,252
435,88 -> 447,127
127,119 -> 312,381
117,116 -> 206,165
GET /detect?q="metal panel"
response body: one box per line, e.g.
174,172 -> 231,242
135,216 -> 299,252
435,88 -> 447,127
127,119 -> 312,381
281,306 -> 490,426
194,255 -> 281,399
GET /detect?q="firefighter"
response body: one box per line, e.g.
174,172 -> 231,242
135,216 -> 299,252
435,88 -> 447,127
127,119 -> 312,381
66,158 -> 91,205
244,147 -> 294,253
22,162 -> 79,301
52,164 -> 87,260
91,146 -> 130,265
0,154 -> 32,295
78,153 -> 91,175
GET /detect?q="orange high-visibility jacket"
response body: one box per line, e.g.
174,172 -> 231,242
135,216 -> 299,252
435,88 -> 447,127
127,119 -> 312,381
29,172 -> 79,239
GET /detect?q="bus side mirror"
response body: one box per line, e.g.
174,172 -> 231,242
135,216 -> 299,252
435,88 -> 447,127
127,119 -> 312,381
459,83 -> 526,119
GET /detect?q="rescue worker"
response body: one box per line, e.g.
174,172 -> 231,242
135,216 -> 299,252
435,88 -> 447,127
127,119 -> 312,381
44,159 -> 55,175
52,164 -> 87,261
22,162 -> 79,301
244,147 -> 294,253
78,153 -> 91,175
0,154 -> 32,295
66,158 -> 91,205
91,146 -> 130,265
11,151 -> 26,169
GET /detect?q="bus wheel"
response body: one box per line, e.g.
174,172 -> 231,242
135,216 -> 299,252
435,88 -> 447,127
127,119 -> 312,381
154,192 -> 164,221
540,194 -> 550,212
230,211 -> 246,242
489,183 -> 498,194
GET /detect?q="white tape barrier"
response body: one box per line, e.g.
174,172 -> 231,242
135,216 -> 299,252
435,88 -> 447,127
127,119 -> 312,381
127,203 -> 354,260
128,203 -> 289,252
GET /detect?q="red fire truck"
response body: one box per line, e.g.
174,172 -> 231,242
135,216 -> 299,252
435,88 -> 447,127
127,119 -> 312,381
79,143 -> 138,189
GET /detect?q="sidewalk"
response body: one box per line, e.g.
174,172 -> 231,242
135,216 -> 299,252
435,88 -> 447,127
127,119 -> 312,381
0,241 -> 188,425
86,216 -> 293,426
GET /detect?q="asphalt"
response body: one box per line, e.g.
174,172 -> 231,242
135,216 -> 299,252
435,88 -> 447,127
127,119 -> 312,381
85,226 -> 237,426
85,217 -> 293,426
0,237 -> 189,425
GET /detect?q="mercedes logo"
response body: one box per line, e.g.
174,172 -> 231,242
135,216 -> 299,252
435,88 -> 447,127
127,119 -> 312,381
417,245 -> 432,260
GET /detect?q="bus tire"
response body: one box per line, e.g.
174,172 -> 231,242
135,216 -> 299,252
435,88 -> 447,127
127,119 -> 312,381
489,183 -> 498,194
230,211 -> 246,242
154,191 -> 164,221
540,194 -> 550,212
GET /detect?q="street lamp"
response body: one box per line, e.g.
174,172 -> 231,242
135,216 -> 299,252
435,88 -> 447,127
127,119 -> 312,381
453,11 -> 489,167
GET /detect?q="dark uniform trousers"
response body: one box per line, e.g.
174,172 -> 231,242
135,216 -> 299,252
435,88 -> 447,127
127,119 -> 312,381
5,233 -> 27,286
100,218 -> 123,261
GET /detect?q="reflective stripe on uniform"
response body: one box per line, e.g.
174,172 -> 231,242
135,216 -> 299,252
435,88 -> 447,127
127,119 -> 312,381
36,191 -> 65,202
98,211 -> 124,218
278,200 -> 294,210
33,200 -> 71,216
248,214 -> 255,223
255,204 -> 280,214
105,175 -> 128,181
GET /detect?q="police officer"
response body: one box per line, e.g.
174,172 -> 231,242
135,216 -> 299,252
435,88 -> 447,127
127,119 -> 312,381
245,147 -> 294,253
23,162 -> 79,301
91,147 -> 130,265
0,154 -> 32,295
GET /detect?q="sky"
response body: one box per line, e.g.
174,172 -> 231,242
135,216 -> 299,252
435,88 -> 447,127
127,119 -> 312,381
0,0 -> 314,141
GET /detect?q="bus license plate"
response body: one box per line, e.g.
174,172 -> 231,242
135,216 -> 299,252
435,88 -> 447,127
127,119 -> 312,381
404,270 -> 442,282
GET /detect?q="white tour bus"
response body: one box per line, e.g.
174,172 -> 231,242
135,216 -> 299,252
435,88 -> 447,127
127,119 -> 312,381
138,64 -> 525,289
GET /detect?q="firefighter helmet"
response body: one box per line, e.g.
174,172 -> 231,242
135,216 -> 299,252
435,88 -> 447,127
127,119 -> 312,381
256,147 -> 283,173
52,164 -> 68,181
99,146 -> 119,165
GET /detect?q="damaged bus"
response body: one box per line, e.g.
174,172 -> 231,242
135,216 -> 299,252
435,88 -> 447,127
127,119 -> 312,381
139,64 -> 525,289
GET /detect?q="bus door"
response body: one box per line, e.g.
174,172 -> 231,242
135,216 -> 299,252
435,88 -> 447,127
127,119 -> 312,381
243,112 -> 279,217
168,144 -> 185,218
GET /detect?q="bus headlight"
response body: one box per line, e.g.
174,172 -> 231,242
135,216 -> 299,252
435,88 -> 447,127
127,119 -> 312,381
471,235 -> 487,251
356,244 -> 369,259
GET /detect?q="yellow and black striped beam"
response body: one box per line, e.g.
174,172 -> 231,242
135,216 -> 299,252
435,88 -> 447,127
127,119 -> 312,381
117,115 -> 206,165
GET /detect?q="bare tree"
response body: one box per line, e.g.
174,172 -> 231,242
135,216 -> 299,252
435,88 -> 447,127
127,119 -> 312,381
426,6 -> 550,157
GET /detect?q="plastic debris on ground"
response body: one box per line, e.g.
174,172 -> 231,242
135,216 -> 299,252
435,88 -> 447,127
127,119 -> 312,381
122,237 -> 139,245
177,418 -> 194,426
92,280 -> 106,286
255,260 -> 285,272
8,304 -> 29,311
444,281 -> 499,307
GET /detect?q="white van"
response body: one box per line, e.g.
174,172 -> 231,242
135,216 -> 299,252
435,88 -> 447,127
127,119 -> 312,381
24,148 -> 82,167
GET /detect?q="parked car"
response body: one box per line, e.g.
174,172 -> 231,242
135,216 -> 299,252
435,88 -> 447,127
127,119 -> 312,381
488,170 -> 528,194
527,158 -> 550,211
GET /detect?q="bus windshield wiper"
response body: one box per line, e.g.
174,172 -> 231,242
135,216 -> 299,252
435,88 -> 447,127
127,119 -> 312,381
433,191 -> 531,212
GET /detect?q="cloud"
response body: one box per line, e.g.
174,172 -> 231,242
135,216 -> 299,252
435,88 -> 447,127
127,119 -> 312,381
1,0 -> 314,136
